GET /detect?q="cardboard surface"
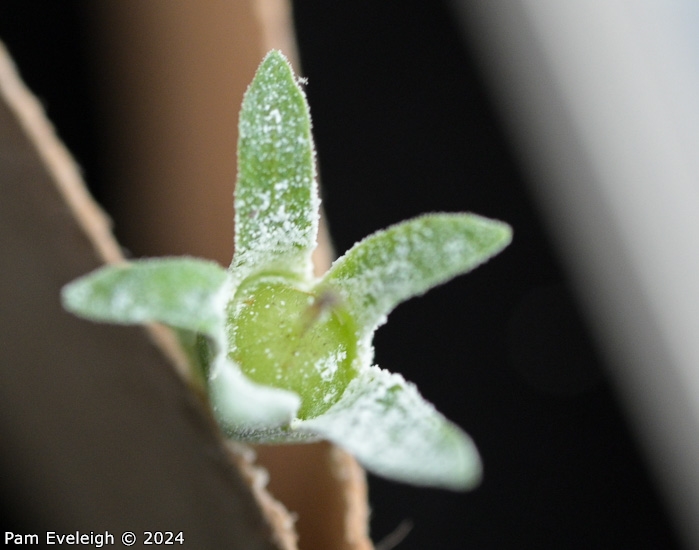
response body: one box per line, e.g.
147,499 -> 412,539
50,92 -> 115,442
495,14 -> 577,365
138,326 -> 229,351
0,39 -> 290,548
0,2 -> 372,547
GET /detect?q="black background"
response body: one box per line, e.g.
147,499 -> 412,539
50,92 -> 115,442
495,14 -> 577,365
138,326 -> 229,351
0,2 -> 683,548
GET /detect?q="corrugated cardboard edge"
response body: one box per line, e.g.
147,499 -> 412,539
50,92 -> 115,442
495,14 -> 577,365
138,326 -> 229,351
0,39 -> 298,549
0,3 -> 373,544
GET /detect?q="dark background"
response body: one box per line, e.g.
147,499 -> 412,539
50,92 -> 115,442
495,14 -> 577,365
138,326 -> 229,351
0,2 -> 683,548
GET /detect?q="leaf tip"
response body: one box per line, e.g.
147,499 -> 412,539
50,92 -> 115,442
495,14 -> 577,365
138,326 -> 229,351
256,49 -> 294,82
450,432 -> 484,491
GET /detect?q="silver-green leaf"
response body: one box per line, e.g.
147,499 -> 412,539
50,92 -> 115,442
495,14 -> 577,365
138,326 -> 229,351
61,258 -> 228,336
208,357 -> 301,434
233,51 -> 319,281
299,365 -> 482,490
320,213 -> 512,334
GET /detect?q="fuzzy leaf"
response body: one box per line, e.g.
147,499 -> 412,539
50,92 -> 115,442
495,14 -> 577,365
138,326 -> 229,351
321,213 -> 511,333
61,258 -> 228,336
208,357 -> 301,434
299,365 -> 482,490
233,51 -> 319,281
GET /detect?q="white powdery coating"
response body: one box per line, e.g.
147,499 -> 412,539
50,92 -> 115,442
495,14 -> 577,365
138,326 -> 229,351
207,274 -> 238,376
324,213 -> 511,332
233,51 -> 320,280
62,258 -> 231,337
209,355 -> 301,432
298,365 -> 482,490
315,348 -> 347,382
109,284 -> 149,319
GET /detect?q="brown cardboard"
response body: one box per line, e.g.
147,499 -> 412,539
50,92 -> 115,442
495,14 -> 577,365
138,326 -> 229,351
0,2 -> 372,548
0,39 -> 289,548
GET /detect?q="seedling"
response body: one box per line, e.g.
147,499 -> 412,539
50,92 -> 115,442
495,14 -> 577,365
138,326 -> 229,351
62,51 -> 511,490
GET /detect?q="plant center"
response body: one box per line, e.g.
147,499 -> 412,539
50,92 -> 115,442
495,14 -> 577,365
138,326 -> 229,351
227,276 -> 357,419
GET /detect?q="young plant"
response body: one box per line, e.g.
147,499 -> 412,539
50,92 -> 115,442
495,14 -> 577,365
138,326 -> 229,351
62,51 -> 511,490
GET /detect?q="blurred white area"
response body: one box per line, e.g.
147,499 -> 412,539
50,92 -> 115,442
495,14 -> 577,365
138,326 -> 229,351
452,1 -> 699,547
